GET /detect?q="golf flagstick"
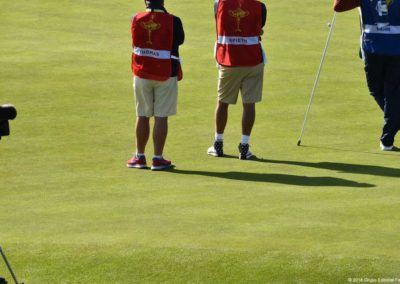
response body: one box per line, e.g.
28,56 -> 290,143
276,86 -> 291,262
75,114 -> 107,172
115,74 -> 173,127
297,12 -> 337,146
0,247 -> 22,284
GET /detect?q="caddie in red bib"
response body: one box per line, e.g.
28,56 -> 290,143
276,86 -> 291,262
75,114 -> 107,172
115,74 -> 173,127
208,0 -> 267,160
127,0 -> 185,171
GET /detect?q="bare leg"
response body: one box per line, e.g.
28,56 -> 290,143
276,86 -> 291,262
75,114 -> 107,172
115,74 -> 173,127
215,101 -> 229,134
136,116 -> 150,154
153,117 -> 168,156
242,103 -> 255,136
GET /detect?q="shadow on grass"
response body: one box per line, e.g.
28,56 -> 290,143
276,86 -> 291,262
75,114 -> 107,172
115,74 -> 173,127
252,158 -> 400,178
169,169 -> 375,188
215,155 -> 399,178
301,144 -> 400,155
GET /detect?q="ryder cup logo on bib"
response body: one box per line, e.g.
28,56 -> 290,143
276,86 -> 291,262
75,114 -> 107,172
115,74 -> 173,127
140,15 -> 161,45
229,4 -> 249,33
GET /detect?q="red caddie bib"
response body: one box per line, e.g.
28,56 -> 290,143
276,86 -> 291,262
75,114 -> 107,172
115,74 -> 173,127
131,12 -> 174,81
216,0 -> 263,67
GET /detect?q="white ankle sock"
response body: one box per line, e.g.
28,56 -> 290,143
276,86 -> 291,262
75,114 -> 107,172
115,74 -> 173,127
241,135 -> 250,145
215,133 -> 224,141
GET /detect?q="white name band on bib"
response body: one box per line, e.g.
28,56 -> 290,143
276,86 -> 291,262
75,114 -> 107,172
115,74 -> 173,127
133,47 -> 171,59
217,36 -> 259,45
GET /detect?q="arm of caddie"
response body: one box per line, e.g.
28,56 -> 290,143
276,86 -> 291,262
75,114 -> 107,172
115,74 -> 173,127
333,0 -> 361,12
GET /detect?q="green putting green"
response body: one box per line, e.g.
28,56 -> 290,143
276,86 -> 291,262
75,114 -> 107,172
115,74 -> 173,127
1,0 -> 399,283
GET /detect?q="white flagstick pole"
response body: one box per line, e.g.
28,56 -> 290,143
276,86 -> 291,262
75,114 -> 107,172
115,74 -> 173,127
297,12 -> 337,146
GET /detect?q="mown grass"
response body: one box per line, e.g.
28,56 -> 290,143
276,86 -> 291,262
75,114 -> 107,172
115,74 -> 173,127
1,0 -> 399,283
